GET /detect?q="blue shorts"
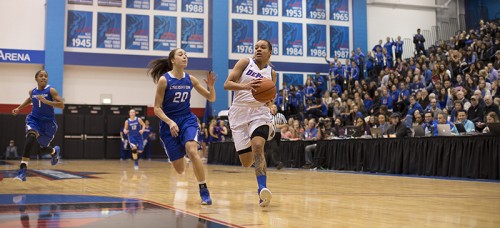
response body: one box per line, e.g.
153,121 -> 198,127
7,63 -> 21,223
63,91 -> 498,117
128,135 -> 144,151
159,113 -> 199,161
25,114 -> 57,147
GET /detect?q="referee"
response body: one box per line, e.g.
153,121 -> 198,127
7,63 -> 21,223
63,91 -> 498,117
269,104 -> 287,170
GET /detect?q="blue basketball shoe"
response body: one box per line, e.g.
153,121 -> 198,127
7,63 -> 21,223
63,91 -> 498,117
200,188 -> 212,205
14,168 -> 27,182
51,146 -> 60,166
259,188 -> 272,207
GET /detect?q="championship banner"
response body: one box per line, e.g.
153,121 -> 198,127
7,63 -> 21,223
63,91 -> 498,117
257,0 -> 278,16
232,19 -> 253,54
125,14 -> 150,50
181,18 -> 204,53
282,0 -> 302,18
154,0 -> 177,11
181,0 -> 204,13
67,10 -> 93,48
126,0 -> 150,9
307,24 -> 326,57
153,16 -> 177,51
282,22 -> 303,56
283,73 -> 304,87
257,21 -> 278,55
306,0 -> 326,20
68,0 -> 93,5
232,0 -> 253,14
329,25 -> 349,59
98,0 -> 122,7
330,0 -> 349,21
97,12 -> 121,49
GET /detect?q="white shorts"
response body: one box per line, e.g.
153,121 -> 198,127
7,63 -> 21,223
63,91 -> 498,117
228,105 -> 275,152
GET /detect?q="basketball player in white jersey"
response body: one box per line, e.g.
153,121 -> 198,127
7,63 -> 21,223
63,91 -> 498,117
224,40 -> 276,207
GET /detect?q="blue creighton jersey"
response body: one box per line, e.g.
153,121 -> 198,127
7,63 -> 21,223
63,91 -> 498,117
31,85 -> 55,121
127,117 -> 142,138
162,72 -> 193,118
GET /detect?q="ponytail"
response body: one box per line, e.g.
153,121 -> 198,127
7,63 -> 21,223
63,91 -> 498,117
147,48 -> 180,83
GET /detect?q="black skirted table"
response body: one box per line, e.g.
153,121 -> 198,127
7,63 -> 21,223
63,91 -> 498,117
208,135 -> 500,180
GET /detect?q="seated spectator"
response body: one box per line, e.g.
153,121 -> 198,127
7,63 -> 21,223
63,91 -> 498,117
449,100 -> 464,123
303,119 -> 318,141
482,112 -> 500,134
353,117 -> 371,137
376,114 -> 390,135
333,118 -> 345,137
386,113 -> 409,138
302,117 -> 335,169
425,98 -> 442,119
4,140 -> 18,159
422,111 -> 435,136
455,110 -> 476,133
432,112 -> 458,136
290,120 -> 304,140
280,125 -> 293,140
413,111 -> 424,126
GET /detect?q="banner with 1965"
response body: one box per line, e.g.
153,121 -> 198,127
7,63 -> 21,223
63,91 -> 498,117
307,24 -> 326,57
126,14 -> 149,50
154,16 -> 177,51
181,18 -> 204,53
282,22 -> 303,56
232,19 -> 253,54
257,0 -> 278,16
257,21 -> 278,55
329,25 -> 349,59
182,0 -> 204,13
97,12 -> 121,49
330,0 -> 349,21
306,0 -> 326,20
67,10 -> 93,48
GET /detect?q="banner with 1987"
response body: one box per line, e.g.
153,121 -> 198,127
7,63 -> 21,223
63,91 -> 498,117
329,25 -> 349,59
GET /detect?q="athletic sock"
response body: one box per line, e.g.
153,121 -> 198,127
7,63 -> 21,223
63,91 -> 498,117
256,175 -> 267,191
198,181 -> 207,190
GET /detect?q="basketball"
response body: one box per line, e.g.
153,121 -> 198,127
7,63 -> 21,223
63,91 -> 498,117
252,78 -> 276,102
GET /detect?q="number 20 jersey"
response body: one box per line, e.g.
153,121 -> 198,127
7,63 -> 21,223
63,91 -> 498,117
162,72 -> 193,118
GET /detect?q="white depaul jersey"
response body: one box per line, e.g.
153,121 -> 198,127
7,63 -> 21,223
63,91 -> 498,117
232,57 -> 273,107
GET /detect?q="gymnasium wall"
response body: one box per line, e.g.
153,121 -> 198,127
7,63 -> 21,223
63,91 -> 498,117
367,0 -> 437,57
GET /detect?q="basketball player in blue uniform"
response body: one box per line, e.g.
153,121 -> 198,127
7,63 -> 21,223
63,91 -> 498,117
123,109 -> 146,170
148,48 -> 216,205
224,40 -> 276,207
12,70 -> 64,181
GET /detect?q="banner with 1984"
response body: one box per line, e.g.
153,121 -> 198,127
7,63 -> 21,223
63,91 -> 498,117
257,21 -> 278,55
67,10 -> 93,48
125,14 -> 149,50
232,19 -> 253,54
307,24 -> 326,57
329,25 -> 349,59
257,0 -> 278,16
330,0 -> 349,21
181,18 -> 204,53
282,22 -> 303,56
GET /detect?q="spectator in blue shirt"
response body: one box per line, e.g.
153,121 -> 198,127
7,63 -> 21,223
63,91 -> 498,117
455,110 -> 475,133
384,37 -> 394,68
394,36 -> 404,61
413,28 -> 426,56
433,112 -> 458,136
372,39 -> 382,52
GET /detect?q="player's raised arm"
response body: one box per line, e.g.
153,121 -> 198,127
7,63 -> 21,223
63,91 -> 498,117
192,71 -> 216,102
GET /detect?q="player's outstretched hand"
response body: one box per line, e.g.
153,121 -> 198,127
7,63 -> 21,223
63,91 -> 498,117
204,71 -> 217,87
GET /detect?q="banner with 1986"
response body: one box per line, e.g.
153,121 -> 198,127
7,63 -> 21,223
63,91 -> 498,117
307,24 -> 326,57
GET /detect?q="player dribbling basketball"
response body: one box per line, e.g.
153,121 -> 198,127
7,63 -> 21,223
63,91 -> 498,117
223,39 -> 276,207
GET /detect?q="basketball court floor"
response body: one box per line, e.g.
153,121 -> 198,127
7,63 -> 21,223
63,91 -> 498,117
1,159 -> 499,227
